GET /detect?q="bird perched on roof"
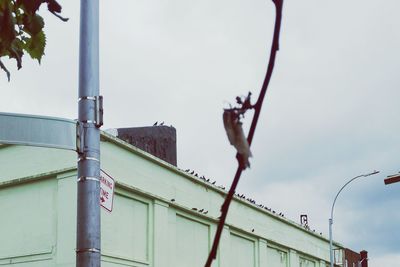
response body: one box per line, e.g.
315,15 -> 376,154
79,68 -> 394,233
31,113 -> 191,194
153,121 -> 158,126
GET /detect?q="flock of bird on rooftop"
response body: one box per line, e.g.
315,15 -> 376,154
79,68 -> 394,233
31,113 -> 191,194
150,122 -> 323,236
179,168 -> 323,236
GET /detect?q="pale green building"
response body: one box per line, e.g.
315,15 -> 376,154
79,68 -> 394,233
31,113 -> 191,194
0,131 -> 344,267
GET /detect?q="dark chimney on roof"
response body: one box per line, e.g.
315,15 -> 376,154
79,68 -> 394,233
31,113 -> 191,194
116,126 -> 177,166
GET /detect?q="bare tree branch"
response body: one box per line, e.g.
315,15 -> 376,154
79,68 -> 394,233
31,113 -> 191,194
0,60 -> 11,82
204,1 -> 284,266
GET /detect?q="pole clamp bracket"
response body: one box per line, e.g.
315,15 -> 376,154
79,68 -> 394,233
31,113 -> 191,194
76,248 -> 101,253
94,95 -> 104,128
77,176 -> 100,182
78,96 -> 96,101
76,121 -> 84,154
77,95 -> 104,128
77,156 -> 100,163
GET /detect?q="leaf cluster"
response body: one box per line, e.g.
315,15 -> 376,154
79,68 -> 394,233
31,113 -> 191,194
0,0 -> 67,81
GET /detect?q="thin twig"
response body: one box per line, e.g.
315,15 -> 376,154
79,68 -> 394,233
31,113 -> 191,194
204,1 -> 283,266
0,60 -> 11,82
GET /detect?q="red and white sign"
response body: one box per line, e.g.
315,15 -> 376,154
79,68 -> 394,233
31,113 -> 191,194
100,169 -> 115,212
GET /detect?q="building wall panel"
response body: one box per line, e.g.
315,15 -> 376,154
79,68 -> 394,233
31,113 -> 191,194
174,214 -> 210,267
0,179 -> 56,262
266,245 -> 288,267
102,192 -> 150,265
229,233 -> 256,267
299,256 -> 317,267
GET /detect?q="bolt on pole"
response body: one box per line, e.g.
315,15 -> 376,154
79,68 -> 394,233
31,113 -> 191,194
76,0 -> 101,266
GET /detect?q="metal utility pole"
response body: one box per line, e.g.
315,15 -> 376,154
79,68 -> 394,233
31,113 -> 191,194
76,0 -> 102,266
329,170 -> 379,267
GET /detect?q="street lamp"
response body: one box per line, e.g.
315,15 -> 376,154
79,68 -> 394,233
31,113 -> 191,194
329,170 -> 379,267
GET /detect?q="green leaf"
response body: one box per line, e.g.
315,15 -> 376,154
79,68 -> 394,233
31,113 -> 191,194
0,0 -> 67,81
23,14 -> 45,35
24,30 -> 46,63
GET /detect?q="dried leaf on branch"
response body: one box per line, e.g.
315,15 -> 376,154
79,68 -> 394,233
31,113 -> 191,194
223,92 -> 254,169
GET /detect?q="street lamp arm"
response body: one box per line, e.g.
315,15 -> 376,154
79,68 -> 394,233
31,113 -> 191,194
330,170 -> 379,222
331,174 -> 362,221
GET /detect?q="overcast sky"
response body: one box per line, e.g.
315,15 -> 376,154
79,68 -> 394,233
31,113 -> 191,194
1,0 -> 399,265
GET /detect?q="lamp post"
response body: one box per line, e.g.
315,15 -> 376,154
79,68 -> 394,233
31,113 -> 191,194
76,0 -> 102,266
329,170 -> 379,267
